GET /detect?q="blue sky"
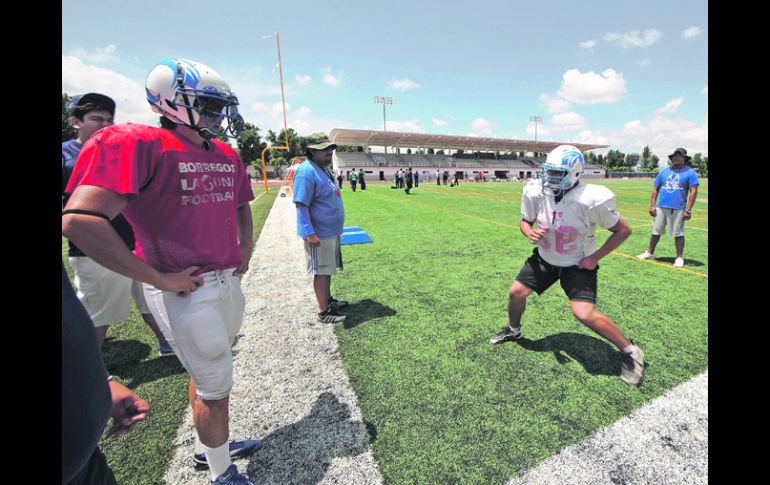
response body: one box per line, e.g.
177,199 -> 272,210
62,0 -> 707,158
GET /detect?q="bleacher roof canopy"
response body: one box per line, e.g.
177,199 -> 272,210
328,128 -> 608,153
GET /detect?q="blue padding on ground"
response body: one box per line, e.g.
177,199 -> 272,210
341,227 -> 373,245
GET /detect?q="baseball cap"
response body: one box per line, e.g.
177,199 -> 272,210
306,141 -> 337,151
67,93 -> 116,116
668,147 -> 691,161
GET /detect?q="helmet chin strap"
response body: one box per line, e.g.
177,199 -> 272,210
174,60 -> 216,146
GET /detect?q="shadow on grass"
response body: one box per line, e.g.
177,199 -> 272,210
341,299 -> 397,329
653,257 -> 705,267
246,392 -> 373,485
514,332 -> 623,376
102,338 -> 187,388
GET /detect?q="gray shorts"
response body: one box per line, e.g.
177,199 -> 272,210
304,236 -> 343,275
652,207 -> 685,237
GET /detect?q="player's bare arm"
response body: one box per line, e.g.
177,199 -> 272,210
63,185 -> 203,295
520,219 -> 546,245
577,217 -> 632,270
234,202 -> 254,276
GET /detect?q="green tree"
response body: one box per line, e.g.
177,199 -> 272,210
641,145 -> 654,171
236,123 -> 267,176
597,154 -> 604,166
650,154 -> 660,171
62,93 -> 77,141
605,149 -> 626,169
690,153 -> 705,176
625,153 -> 640,170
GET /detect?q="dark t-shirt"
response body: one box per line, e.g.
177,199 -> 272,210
61,261 -> 112,483
62,139 -> 135,257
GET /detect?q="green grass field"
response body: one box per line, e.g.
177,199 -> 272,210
63,178 -> 707,483
331,179 -> 707,483
62,187 -> 278,485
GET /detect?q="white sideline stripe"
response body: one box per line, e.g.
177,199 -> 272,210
506,371 -> 708,485
249,191 -> 267,204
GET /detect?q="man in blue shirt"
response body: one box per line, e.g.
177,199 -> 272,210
637,147 -> 700,268
293,141 -> 348,323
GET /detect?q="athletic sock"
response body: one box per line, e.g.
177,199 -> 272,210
204,442 -> 233,479
622,345 -> 635,355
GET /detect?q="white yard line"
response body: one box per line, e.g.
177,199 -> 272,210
507,371 -> 708,485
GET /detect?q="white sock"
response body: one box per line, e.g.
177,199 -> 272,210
622,345 -> 635,354
508,325 -> 521,335
204,442 -> 232,479
195,435 -> 206,455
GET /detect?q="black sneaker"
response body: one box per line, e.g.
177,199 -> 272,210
489,326 -> 522,344
328,296 -> 348,311
317,308 -> 347,323
193,439 -> 263,470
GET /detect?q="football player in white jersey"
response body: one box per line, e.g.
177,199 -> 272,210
489,145 -> 646,386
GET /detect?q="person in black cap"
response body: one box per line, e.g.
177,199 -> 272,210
62,93 -> 174,357
636,147 -> 700,268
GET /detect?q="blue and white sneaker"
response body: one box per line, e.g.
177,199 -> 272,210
158,340 -> 175,357
210,464 -> 253,485
193,439 -> 263,470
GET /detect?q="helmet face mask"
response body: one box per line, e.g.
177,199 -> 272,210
145,58 -> 244,139
539,145 -> 585,197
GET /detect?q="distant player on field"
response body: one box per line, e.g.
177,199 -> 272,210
489,145 -> 645,386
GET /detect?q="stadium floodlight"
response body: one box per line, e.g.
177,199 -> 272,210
530,115 -> 542,143
374,96 -> 394,152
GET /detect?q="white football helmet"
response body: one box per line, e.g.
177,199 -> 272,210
539,145 -> 585,196
145,58 -> 244,139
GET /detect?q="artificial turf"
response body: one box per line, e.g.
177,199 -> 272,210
331,179 -> 707,483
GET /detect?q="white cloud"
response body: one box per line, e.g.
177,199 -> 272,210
682,26 -> 702,39
62,55 -> 156,125
579,40 -> 596,49
389,79 -> 420,91
68,44 -> 118,63
557,68 -> 627,104
540,93 -> 571,113
603,29 -> 662,48
387,119 -> 424,133
623,120 -> 648,136
249,101 -> 268,112
323,74 -> 341,87
572,130 -> 617,148
656,97 -> 684,115
470,118 -> 498,136
295,74 -> 312,85
432,118 -> 448,126
270,102 -> 290,116
701,85 -> 708,97
638,59 -> 651,67
586,115 -> 708,161
551,112 -> 588,131
526,122 -> 552,138
321,67 -> 343,87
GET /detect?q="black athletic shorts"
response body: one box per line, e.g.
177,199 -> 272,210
515,248 -> 598,303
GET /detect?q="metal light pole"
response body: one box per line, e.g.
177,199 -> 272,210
530,115 -> 542,141
530,115 -> 542,157
375,96 -> 393,153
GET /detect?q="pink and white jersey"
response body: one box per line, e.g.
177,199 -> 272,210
521,180 -> 620,267
66,123 -> 255,275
